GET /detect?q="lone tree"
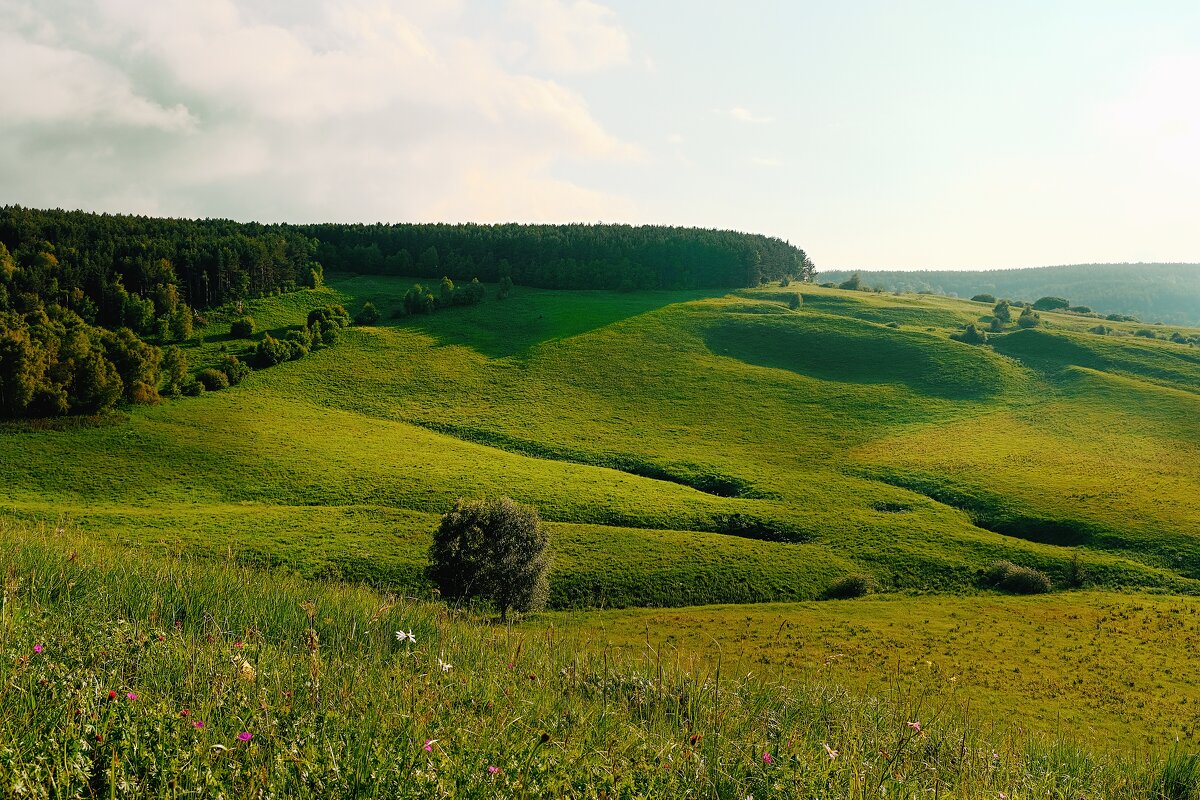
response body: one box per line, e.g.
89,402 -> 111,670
427,497 -> 550,622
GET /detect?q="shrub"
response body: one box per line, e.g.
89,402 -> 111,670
787,294 -> 801,310
220,355 -> 250,386
823,574 -> 877,600
1017,308 -> 1040,328
984,560 -> 1052,594
427,497 -> 550,622
196,368 -> 230,392
1032,296 -> 1069,311
951,323 -> 988,345
230,316 -> 255,338
498,275 -> 515,299
1135,328 -> 1158,339
284,328 -> 311,359
885,321 -> 900,328
1089,324 -> 1111,335
355,301 -> 380,325
181,378 -> 204,396
970,293 -> 995,303
306,305 -> 350,330
254,334 -> 292,367
1068,305 -> 1092,314
988,317 -> 1006,332
838,272 -> 864,291
992,300 -> 1011,323
404,284 -> 436,314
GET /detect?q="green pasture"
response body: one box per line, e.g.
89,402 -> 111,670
1,276 -> 1198,605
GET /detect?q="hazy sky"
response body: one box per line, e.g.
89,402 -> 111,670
2,1 -> 1198,269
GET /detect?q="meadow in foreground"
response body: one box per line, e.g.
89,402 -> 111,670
4,520 -> 1198,799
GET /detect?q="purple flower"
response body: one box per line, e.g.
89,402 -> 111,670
126,692 -> 138,701
762,752 -> 773,765
33,644 -> 43,654
424,739 -> 434,752
488,765 -> 500,775
193,721 -> 205,729
237,732 -> 253,742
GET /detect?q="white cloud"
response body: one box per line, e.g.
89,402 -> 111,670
0,0 -> 638,223
725,106 -> 774,124
750,157 -> 783,168
508,0 -> 631,74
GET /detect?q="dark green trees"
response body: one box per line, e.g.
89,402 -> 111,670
427,497 -> 550,622
1017,308 -> 1041,328
1033,296 -> 1069,311
992,300 -> 1012,324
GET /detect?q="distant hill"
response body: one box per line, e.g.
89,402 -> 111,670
817,263 -> 1200,326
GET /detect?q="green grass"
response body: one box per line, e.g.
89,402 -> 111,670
2,520 -> 1195,798
2,277 -> 1199,607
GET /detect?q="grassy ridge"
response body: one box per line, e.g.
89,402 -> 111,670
1,278 -> 1199,605
2,521 -> 1195,798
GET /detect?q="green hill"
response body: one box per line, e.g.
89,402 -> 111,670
819,263 -> 1200,325
3,274 -> 1199,607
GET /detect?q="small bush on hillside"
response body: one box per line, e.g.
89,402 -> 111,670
220,355 -> 250,386
307,304 -> 351,330
787,294 -> 801,310
823,574 -> 878,599
427,497 -> 550,622
1089,324 -> 1112,335
885,321 -> 900,328
498,275 -> 515,299
1069,305 -> 1092,314
196,368 -> 229,392
404,284 -> 436,314
984,560 -> 1052,594
1017,308 -> 1040,328
1135,328 -> 1158,339
355,301 -> 380,325
1107,313 -> 1139,322
971,293 -> 995,303
838,272 -> 865,291
992,300 -> 1012,323
255,334 -> 292,367
988,317 -> 1006,332
951,323 -> 988,345
230,316 -> 255,338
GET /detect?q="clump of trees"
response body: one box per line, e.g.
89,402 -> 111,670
252,304 -> 348,368
1032,296 -> 1070,311
427,497 -> 550,622
231,317 -> 255,338
971,293 -> 996,303
402,276 -> 486,315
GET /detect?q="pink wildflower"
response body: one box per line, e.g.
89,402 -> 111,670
193,721 -> 205,729
762,752 -> 773,765
33,644 -> 43,654
234,641 -> 244,649
488,765 -> 500,775
907,721 -> 922,734
823,743 -> 838,760
237,732 -> 253,742
126,692 -> 138,701
424,739 -> 434,752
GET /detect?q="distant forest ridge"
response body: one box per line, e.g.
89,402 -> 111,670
0,207 -> 813,313
817,263 -> 1200,326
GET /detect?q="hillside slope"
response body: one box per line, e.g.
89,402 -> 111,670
2,277 -> 1198,606
819,263 -> 1200,325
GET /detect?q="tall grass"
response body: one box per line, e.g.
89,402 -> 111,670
0,520 -> 1191,798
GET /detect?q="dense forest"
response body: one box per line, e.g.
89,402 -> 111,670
0,206 -> 812,419
818,264 -> 1200,326
300,222 -> 811,290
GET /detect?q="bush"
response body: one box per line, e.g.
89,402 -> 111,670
838,272 -> 864,291
196,368 -> 230,392
1032,296 -> 1069,311
1017,308 -> 1040,328
984,560 -> 1052,594
951,323 -> 988,345
254,334 -> 292,367
355,301 -> 380,325
284,328 -> 311,359
230,317 -> 255,338
823,574 -> 877,600
427,497 -> 550,622
181,378 -> 204,396
970,293 -> 995,303
1089,324 -> 1112,335
992,300 -> 1012,323
220,355 -> 250,386
307,305 -> 350,330
1135,328 -> 1158,339
787,294 -> 801,310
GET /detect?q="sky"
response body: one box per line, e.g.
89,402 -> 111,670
1,0 -> 1198,270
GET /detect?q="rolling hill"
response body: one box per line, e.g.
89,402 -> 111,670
3,274 -> 1199,608
818,263 -> 1200,325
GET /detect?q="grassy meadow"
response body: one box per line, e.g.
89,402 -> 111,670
3,520 -> 1198,799
4,274 -> 1200,792
2,275 -> 1199,604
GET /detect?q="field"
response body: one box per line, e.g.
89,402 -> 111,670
3,276 -> 1199,605
4,274 -> 1200,790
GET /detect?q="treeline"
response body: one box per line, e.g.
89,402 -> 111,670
299,222 -> 813,290
818,264 -> 1200,326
